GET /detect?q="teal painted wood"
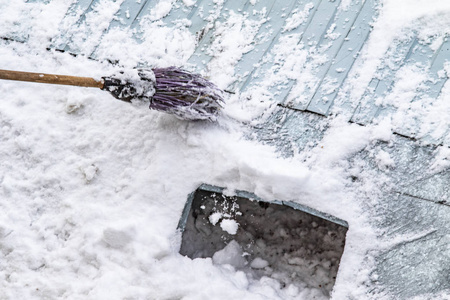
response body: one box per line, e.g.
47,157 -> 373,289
128,0 -> 165,37
254,106 -> 328,157
305,0 -> 377,115
125,0 -> 236,60
52,0 -> 96,50
110,0 -> 150,29
298,0 -> 339,46
397,37 -> 449,141
158,1 -> 195,24
223,0 -> 297,92
376,37 -> 449,142
289,0 -> 366,111
44,0 -> 448,145
427,37 -> 450,98
62,0 -> 103,53
130,0 -> 225,46
244,0 -> 341,106
24,0 -> 50,3
163,0 -> 217,39
88,0 -> 150,58
186,1 -> 249,72
373,39 -> 436,122
55,0 -> 153,54
238,0 -> 307,88
350,37 -> 417,125
349,78 -> 382,124
285,0 -> 343,108
237,0 -> 340,109
240,0 -> 321,93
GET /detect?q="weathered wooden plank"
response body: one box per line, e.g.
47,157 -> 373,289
163,0 -> 217,39
350,37 -> 417,125
400,37 -> 449,142
239,0 -> 320,92
241,0 -> 341,106
374,194 -> 450,299
305,0 -> 377,115
87,0 -> 150,58
375,37 -> 449,142
294,0 -> 340,50
52,0 -> 96,50
253,106 -> 327,157
373,39 -> 436,122
225,0 -> 299,92
110,0 -> 151,29
130,0 -> 188,41
286,0 -> 366,111
62,0 -> 127,54
186,1 -> 251,72
427,37 -> 450,98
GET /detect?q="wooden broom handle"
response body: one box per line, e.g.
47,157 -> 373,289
0,69 -> 104,89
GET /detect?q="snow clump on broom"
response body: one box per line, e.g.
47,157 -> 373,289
103,67 -> 224,121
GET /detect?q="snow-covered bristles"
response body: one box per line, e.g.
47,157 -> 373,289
150,67 -> 224,121
103,67 -> 224,121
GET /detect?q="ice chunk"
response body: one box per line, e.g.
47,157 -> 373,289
82,164 -> 98,183
212,240 -> 247,268
209,212 -> 222,225
250,257 -> 269,269
220,219 -> 239,235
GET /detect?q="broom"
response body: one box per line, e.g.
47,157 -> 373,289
0,67 -> 224,121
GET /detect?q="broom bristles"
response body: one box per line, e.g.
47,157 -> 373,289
103,67 -> 224,121
150,67 -> 224,121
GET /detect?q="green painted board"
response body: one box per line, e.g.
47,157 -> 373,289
350,37 -> 418,125
305,0 -> 377,115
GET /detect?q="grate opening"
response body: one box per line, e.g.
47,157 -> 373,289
178,184 -> 348,296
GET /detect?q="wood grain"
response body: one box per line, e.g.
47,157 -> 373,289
0,69 -> 104,88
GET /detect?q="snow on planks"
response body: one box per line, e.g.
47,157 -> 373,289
350,35 -> 449,144
31,0 -> 449,144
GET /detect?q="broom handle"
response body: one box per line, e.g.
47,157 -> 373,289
0,69 -> 104,89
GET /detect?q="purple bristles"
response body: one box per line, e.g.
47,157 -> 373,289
150,67 -> 224,121
103,67 -> 224,121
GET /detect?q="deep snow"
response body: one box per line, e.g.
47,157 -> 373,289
0,0 -> 450,299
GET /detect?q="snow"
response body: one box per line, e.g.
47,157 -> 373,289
102,227 -> 134,249
208,212 -> 222,225
0,0 -> 449,299
283,3 -> 314,33
206,10 -> 267,89
250,257 -> 269,269
219,218 -> 239,235
374,150 -> 395,170
339,0 -> 450,127
149,0 -> 174,21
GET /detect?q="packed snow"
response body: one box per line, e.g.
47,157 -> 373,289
0,0 -> 449,299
